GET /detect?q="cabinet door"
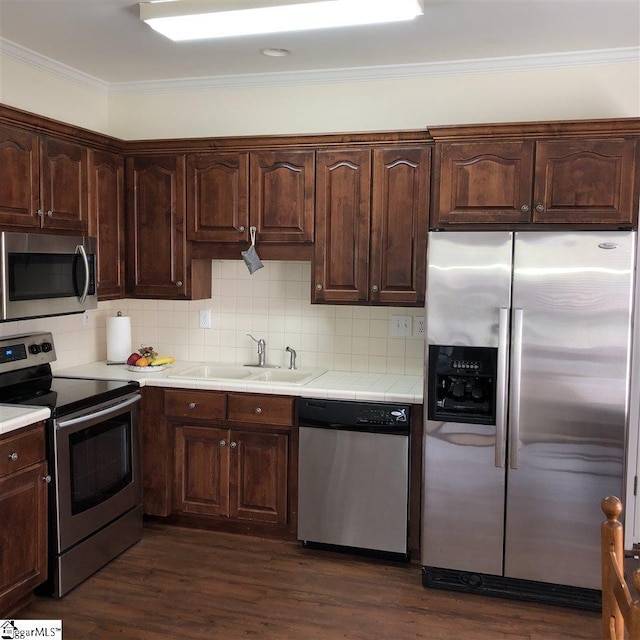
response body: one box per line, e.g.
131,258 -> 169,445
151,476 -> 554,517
229,430 -> 288,525
0,462 -> 48,616
250,150 -> 315,243
0,125 -> 40,228
127,155 -> 188,298
370,146 -> 430,306
40,136 -> 88,232
187,152 -> 249,242
533,139 -> 638,225
88,149 -> 125,300
174,426 -> 229,517
314,149 -> 371,303
434,141 -> 534,225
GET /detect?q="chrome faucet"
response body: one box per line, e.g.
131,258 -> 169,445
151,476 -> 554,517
247,334 -> 266,367
286,346 -> 297,370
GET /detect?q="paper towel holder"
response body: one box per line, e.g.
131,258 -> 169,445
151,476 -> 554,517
106,311 -> 132,365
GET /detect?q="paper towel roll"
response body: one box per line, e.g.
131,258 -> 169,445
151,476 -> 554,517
107,315 -> 132,364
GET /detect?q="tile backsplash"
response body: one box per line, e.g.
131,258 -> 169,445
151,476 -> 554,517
0,261 -> 426,375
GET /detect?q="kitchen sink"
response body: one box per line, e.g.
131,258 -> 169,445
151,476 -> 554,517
169,365 -> 326,386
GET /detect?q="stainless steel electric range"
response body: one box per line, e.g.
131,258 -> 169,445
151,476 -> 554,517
0,332 -> 142,597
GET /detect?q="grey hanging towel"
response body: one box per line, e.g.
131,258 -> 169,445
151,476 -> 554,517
241,225 -> 264,274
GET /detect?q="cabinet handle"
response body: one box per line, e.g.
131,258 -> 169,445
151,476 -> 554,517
254,407 -> 262,415
371,284 -> 379,293
46,210 -> 53,218
8,452 -> 18,461
188,402 -> 196,409
42,475 -> 52,483
230,441 -> 237,449
520,204 -> 530,213
175,280 -> 183,288
237,226 -> 245,233
36,209 -> 44,217
535,203 -> 545,213
315,284 -> 323,291
219,439 -> 226,447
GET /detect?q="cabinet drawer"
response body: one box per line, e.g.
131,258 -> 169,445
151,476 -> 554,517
0,424 -> 46,477
164,389 -> 226,421
227,394 -> 294,427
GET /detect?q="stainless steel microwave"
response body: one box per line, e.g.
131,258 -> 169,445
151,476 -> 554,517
0,232 -> 97,321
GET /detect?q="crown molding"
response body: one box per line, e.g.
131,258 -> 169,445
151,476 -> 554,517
1,36 -> 637,96
0,38 -> 109,95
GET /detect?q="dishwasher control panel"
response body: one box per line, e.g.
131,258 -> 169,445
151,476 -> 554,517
299,399 -> 411,435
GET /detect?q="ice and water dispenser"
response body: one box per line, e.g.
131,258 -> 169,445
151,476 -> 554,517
427,345 -> 498,425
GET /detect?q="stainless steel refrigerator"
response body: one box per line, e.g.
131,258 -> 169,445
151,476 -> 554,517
421,231 -> 636,608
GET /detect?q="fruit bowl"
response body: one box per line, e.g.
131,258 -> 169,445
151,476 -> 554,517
126,364 -> 169,373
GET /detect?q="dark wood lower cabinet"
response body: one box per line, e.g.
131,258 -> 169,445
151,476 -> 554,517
0,424 -> 48,618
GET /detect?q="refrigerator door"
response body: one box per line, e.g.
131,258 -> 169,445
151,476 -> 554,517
422,231 -> 513,574
505,231 -> 635,589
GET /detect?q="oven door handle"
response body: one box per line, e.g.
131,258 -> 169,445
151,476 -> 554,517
56,394 -> 140,429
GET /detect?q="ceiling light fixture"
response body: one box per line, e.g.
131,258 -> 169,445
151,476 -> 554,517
139,0 -> 424,42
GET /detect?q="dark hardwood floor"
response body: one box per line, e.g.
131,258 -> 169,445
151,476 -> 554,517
19,523 -> 599,639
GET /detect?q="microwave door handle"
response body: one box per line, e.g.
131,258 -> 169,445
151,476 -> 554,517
75,244 -> 90,304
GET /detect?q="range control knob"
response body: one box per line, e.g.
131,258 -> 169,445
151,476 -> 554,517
41,342 -> 53,353
29,344 -> 42,355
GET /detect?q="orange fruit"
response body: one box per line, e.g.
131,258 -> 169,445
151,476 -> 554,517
135,357 -> 150,367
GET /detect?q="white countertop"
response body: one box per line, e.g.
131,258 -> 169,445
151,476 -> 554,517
54,361 -> 424,404
0,405 -> 51,437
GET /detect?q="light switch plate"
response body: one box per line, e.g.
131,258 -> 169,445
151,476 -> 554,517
199,309 -> 212,329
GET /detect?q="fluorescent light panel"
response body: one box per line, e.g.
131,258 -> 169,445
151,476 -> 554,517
140,0 -> 424,41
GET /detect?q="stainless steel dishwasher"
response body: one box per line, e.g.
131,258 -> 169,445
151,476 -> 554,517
297,398 -> 411,557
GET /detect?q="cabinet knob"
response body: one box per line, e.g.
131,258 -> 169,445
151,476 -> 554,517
315,284 -> 323,291
42,474 -> 52,484
175,280 -> 183,288
535,203 -> 545,213
371,284 -> 379,293
36,209 -> 44,217
254,407 -> 262,415
188,402 -> 196,409
46,210 -> 53,218
237,226 -> 245,233
8,452 -> 18,461
230,441 -> 237,449
219,439 -> 226,447
520,204 -> 530,213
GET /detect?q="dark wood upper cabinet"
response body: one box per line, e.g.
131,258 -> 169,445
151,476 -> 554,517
314,149 -> 371,304
435,141 -> 534,225
314,146 -> 430,306
250,150 -> 315,243
127,154 -> 210,299
370,146 -> 430,305
187,152 -> 249,243
431,127 -> 639,229
0,126 -> 87,232
40,136 -> 88,232
0,125 -> 40,228
88,149 -> 125,300
532,139 -> 637,225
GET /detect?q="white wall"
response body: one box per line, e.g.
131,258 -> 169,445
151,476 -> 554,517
107,62 -> 640,139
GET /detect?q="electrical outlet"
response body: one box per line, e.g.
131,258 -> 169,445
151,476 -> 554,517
414,317 -> 426,337
82,311 -> 90,326
390,315 -> 412,337
198,309 -> 212,329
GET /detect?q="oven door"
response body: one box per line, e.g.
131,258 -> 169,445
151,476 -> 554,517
52,392 -> 141,553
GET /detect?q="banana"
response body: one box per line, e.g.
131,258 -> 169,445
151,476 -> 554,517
151,356 -> 175,366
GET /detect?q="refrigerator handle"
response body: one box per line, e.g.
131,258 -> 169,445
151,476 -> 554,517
509,308 -> 524,470
495,307 -> 510,468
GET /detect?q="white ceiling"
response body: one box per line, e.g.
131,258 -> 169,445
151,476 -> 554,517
0,0 -> 638,87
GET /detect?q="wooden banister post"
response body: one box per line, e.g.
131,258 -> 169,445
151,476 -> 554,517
602,496 -> 624,640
